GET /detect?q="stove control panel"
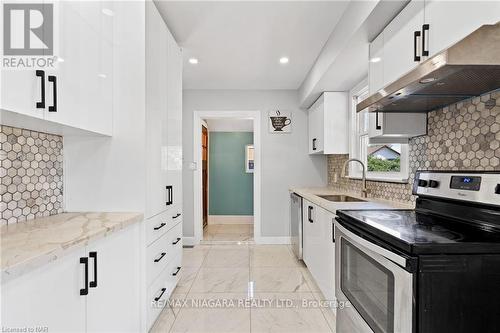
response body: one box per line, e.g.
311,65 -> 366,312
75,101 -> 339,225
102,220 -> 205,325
414,171 -> 500,206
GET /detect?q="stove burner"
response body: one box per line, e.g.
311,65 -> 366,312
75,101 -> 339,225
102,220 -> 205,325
362,211 -> 403,221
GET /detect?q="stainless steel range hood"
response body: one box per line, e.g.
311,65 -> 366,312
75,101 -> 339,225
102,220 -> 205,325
357,23 -> 500,113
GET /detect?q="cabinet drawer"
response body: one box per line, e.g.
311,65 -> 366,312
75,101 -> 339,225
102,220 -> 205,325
147,255 -> 183,330
146,222 -> 183,286
145,210 -> 172,245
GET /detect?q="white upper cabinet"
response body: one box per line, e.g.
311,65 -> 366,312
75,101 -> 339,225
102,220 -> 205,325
308,92 -> 349,155
1,1 -> 113,136
368,0 -> 500,95
382,0 -> 425,87
423,0 -> 500,59
368,32 -> 384,95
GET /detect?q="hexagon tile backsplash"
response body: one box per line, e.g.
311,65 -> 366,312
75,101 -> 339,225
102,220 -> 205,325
328,90 -> 500,205
1,125 -> 64,224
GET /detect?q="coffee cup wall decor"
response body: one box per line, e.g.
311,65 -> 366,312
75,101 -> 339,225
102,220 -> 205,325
269,109 -> 292,133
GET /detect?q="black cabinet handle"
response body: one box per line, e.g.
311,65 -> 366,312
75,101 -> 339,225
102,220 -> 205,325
172,237 -> 181,245
166,186 -> 173,206
80,257 -> 89,296
172,213 -> 181,219
332,221 -> 335,243
154,222 -> 166,231
48,75 -> 57,112
312,138 -> 317,151
375,112 -> 382,130
172,266 -> 181,276
308,206 -> 313,223
414,30 -> 421,62
154,252 -> 166,263
35,70 -> 45,109
422,24 -> 429,57
154,288 -> 166,302
89,251 -> 97,288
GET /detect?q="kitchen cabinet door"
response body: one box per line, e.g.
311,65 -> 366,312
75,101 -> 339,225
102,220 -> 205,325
424,0 -> 500,58
308,102 -> 324,154
0,70 -> 46,120
165,28 -> 183,207
146,1 -> 169,218
314,211 -> 336,302
383,0 -> 424,86
368,32 -> 384,95
1,248 -> 87,332
44,1 -> 113,135
302,202 -> 323,275
86,224 -> 141,333
302,200 -> 313,265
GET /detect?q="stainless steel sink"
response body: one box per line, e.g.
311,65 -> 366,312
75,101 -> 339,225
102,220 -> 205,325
317,194 -> 366,202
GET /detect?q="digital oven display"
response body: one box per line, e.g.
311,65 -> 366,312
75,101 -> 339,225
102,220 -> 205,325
450,176 -> 482,191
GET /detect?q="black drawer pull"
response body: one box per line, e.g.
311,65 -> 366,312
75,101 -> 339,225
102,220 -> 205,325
154,288 -> 167,302
422,24 -> 429,57
35,70 -> 45,109
80,257 -> 88,296
172,213 -> 181,219
172,237 -> 181,245
332,221 -> 335,243
48,75 -> 57,112
166,186 -> 173,206
414,30 -> 421,62
312,138 -> 317,151
172,266 -> 181,276
154,223 -> 166,231
154,252 -> 166,263
89,251 -> 97,288
375,112 -> 382,130
308,206 -> 314,223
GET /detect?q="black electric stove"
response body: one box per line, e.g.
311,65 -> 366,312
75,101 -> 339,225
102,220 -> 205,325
335,171 -> 500,333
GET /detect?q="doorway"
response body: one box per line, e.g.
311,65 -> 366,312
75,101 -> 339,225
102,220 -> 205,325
202,125 -> 208,228
193,111 -> 261,245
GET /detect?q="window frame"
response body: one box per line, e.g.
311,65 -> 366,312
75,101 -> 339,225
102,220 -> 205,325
348,80 -> 409,183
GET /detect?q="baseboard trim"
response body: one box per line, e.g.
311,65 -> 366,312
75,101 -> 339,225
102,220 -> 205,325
182,237 -> 198,246
208,215 -> 253,225
254,236 -> 291,245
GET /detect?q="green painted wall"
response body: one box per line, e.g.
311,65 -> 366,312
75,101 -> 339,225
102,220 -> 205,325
209,132 -> 253,216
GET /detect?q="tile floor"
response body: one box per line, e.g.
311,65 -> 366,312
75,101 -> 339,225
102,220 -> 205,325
202,224 -> 254,242
150,244 -> 336,333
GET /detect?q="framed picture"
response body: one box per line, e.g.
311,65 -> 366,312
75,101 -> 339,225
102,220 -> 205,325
269,109 -> 292,133
245,144 -> 254,173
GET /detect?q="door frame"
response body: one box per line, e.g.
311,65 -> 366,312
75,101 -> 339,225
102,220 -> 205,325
193,110 -> 261,244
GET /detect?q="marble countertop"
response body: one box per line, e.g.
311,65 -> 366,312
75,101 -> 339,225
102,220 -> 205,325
290,187 -> 414,215
1,212 -> 143,282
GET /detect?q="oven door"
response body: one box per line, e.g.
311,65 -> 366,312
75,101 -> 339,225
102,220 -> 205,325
335,222 -> 414,333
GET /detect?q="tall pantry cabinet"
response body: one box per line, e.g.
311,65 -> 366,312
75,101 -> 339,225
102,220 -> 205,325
62,1 -> 183,331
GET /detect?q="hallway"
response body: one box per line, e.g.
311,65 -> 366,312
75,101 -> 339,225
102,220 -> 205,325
151,244 -> 335,332
203,224 -> 254,242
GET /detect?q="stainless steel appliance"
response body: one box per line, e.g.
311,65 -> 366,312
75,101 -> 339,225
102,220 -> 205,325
335,171 -> 500,333
358,23 -> 500,113
290,192 -> 303,260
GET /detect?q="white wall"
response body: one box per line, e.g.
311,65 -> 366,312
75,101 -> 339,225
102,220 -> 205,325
206,118 -> 253,132
183,90 -> 327,238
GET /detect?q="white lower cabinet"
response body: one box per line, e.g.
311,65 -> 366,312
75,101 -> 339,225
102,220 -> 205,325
1,224 -> 141,332
302,200 -> 336,304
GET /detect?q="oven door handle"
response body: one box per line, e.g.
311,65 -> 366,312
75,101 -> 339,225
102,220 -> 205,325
335,222 -> 411,270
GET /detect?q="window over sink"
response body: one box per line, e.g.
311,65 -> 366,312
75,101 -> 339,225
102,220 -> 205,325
349,80 -> 409,182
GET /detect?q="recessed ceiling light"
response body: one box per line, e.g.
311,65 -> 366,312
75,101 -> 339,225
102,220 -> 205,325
279,57 -> 289,64
189,58 -> 199,65
102,8 -> 114,16
370,57 -> 381,63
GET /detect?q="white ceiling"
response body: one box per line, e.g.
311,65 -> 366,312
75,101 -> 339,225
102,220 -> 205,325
154,1 -> 350,90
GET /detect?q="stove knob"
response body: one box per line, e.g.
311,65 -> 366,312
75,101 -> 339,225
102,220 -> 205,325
429,180 -> 440,188
418,179 -> 428,187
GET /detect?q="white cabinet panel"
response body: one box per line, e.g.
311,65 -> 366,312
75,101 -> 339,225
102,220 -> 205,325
1,248 -> 87,332
368,32 -> 384,95
308,92 -> 348,155
383,0 -> 424,86
1,70 -> 46,119
86,224 -> 141,333
424,0 -> 500,58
